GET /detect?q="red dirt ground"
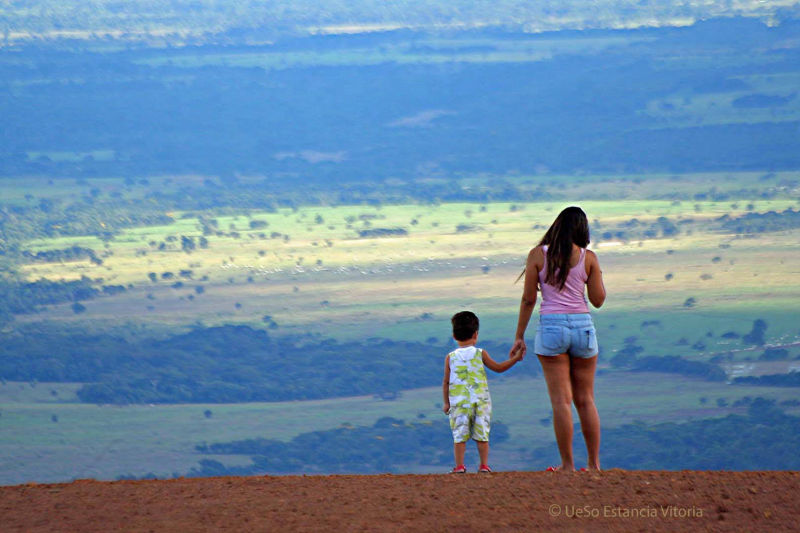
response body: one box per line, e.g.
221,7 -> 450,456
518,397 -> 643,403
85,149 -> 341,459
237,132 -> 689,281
2,470 -> 798,532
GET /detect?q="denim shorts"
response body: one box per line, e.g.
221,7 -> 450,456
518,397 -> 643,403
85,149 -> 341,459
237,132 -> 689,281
534,313 -> 598,358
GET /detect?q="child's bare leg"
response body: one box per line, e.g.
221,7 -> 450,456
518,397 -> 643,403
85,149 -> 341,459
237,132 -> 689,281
570,355 -> 601,470
476,440 -> 489,465
538,354 -> 575,471
454,441 -> 466,466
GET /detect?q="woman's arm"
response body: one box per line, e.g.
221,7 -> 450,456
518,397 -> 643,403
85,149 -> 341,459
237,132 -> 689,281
510,247 -> 542,357
482,349 -> 522,373
442,355 -> 451,414
585,249 -> 606,308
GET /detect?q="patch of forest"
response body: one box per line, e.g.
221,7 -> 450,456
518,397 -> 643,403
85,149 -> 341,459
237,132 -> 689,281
559,398 -> 800,470
719,208 -> 800,234
734,373 -> 800,387
0,325 -> 538,404
187,416 -> 510,476
120,398 -> 800,478
0,277 -> 122,327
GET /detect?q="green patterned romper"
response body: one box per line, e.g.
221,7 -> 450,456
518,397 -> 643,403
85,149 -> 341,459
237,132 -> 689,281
447,345 -> 492,443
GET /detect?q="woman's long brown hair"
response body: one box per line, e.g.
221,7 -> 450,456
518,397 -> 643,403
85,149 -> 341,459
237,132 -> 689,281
516,206 -> 590,289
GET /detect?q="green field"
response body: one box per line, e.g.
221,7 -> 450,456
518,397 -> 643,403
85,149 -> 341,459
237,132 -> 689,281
3,170 -> 800,483
2,372 -> 799,484
14,172 -> 800,360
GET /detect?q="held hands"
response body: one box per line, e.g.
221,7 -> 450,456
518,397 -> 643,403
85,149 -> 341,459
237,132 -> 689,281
509,338 -> 526,361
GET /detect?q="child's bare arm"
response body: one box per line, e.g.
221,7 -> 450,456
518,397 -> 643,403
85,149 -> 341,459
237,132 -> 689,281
482,349 -> 522,373
442,355 -> 451,413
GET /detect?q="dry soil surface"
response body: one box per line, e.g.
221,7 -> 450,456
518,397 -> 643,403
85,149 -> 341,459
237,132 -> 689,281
2,470 -> 798,532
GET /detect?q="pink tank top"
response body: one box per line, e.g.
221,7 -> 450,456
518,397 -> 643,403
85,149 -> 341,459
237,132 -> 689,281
539,245 -> 590,314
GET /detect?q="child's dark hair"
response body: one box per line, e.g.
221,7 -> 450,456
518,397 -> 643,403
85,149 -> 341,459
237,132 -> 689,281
451,311 -> 479,341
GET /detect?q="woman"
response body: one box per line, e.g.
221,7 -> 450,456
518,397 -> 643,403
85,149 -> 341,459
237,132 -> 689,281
510,206 -> 606,472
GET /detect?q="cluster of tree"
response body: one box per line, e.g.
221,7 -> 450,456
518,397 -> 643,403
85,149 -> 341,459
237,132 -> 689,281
608,338 -> 644,368
594,206 -> 800,244
0,197 -> 175,246
609,335 -> 730,381
21,246 -> 102,265
611,318 -> 790,379
357,228 -> 408,238
759,347 -> 792,361
595,216 -> 681,243
734,373 -> 800,387
530,398 -> 800,470
190,416 -> 509,476
0,325 -> 537,404
629,355 -> 727,382
719,209 -> 800,234
0,276 -> 103,321
743,319 -> 768,346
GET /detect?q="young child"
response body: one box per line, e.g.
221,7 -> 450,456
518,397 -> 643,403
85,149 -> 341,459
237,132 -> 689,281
442,311 -> 523,473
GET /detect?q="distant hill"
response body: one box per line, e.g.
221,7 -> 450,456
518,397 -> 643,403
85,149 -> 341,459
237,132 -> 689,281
3,0 -> 799,43
2,17 -> 800,181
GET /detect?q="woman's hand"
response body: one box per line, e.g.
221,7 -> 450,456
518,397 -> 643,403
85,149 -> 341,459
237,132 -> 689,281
443,401 -> 450,414
510,338 -> 526,360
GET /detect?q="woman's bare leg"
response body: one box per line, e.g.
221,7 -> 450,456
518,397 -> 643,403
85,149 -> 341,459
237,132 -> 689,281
538,354 -> 575,471
570,355 -> 601,470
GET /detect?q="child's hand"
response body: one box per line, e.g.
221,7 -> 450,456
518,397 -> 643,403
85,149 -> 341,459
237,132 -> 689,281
510,345 -> 524,362
443,401 -> 450,414
510,338 -> 526,360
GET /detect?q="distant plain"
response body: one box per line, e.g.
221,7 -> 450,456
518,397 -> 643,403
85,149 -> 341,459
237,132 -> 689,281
2,8 -> 800,483
2,171 -> 800,483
